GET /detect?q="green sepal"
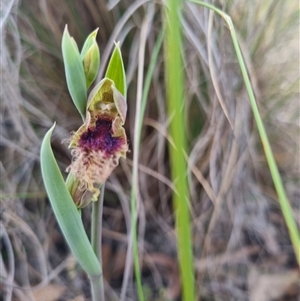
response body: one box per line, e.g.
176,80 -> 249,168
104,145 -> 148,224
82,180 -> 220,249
40,124 -> 101,277
62,25 -> 87,119
105,42 -> 126,98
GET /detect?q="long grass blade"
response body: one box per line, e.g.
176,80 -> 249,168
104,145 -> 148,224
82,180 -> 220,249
189,0 -> 300,266
164,1 -> 196,300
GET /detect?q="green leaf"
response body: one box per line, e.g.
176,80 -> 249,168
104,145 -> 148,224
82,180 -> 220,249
40,124 -> 101,277
62,25 -> 87,119
164,0 -> 195,300
105,42 -> 126,98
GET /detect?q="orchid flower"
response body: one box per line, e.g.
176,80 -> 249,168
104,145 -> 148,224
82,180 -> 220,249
41,26 -> 127,301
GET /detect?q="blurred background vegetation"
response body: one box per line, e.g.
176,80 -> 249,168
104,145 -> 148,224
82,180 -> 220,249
1,0 -> 299,300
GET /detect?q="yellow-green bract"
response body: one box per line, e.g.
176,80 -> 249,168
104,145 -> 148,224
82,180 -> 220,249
105,42 -> 127,98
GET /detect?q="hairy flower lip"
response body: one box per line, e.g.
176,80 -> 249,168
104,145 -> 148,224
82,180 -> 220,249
69,114 -> 128,156
67,78 -> 128,205
78,115 -> 126,157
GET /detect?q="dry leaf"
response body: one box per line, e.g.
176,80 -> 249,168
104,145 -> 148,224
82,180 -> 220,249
32,284 -> 66,301
248,268 -> 299,301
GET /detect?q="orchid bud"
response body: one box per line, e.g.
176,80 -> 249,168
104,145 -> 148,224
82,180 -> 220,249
66,173 -> 95,208
81,28 -> 100,89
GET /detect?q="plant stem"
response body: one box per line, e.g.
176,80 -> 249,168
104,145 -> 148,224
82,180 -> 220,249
91,183 -> 105,261
91,183 -> 105,300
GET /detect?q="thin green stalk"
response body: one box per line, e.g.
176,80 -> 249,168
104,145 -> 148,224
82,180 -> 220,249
129,8 -> 155,301
132,216 -> 143,300
139,29 -> 164,136
189,0 -> 300,266
129,26 -> 164,301
91,183 -> 105,262
91,183 -> 105,300
164,1 -> 196,300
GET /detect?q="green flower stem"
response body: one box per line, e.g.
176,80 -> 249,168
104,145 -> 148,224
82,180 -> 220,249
189,0 -> 300,266
164,1 -> 196,300
91,183 -> 105,301
91,184 -> 105,300
91,183 -> 105,263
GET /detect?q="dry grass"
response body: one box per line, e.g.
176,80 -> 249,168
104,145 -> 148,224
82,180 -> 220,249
1,0 -> 299,300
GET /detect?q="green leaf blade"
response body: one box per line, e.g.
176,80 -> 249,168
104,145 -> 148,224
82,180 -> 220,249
164,0 -> 196,300
62,25 -> 87,118
40,124 -> 101,277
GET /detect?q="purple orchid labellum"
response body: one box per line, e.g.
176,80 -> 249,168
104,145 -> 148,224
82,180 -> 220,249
67,78 -> 128,206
